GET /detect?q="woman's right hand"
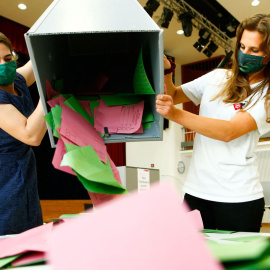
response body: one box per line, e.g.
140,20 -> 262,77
164,55 -> 171,70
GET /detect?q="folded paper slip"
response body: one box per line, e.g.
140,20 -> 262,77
48,182 -> 222,270
0,222 -> 53,259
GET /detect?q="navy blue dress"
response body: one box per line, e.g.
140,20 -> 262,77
0,73 -> 43,235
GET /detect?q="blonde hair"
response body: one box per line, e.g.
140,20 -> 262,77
214,14 -> 270,111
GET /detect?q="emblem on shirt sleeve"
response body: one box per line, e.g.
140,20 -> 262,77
233,101 -> 248,110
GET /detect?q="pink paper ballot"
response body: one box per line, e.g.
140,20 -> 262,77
12,252 -> 46,267
46,79 -> 59,100
0,222 -> 53,259
60,104 -> 107,163
52,139 -> 76,175
187,209 -> 204,230
78,100 -> 92,117
94,99 -> 144,134
47,95 -> 66,108
48,183 -> 223,270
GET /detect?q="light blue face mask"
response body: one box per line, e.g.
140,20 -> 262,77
238,49 -> 267,75
0,60 -> 16,86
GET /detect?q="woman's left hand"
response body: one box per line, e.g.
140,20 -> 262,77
156,93 -> 177,121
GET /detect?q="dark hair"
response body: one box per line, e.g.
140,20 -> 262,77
0,32 -> 18,60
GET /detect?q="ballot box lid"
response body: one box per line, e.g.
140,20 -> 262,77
28,0 -> 161,35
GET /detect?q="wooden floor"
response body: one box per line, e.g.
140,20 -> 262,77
40,200 -> 92,223
40,200 -> 270,233
261,223 -> 270,233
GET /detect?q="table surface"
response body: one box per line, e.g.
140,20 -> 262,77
2,231 -> 270,269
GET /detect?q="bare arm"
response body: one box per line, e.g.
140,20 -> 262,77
0,99 -> 47,146
156,93 -> 257,142
17,60 -> 35,87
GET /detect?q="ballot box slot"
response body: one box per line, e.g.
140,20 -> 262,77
26,30 -> 163,147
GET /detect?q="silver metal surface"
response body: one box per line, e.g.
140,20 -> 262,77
25,0 -> 164,147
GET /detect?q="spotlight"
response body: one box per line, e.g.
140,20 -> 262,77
226,23 -> 235,33
225,20 -> 239,38
193,42 -> 204,52
144,0 -> 160,18
158,7 -> 173,29
199,28 -> 211,41
203,48 -> 212,58
207,41 -> 219,53
202,40 -> 219,58
178,12 -> 193,37
144,7 -> 153,17
193,28 -> 211,52
198,37 -> 210,46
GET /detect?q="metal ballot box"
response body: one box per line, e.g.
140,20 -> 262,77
117,166 -> 160,193
25,0 -> 164,147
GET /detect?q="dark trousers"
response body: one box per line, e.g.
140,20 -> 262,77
184,193 -> 265,232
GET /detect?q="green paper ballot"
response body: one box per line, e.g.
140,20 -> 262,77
44,111 -> 54,129
89,101 -> 100,119
224,255 -> 270,270
65,143 -> 80,152
76,171 -> 127,194
143,122 -> 152,130
0,255 -> 20,268
51,105 -> 62,139
142,106 -> 155,123
207,239 -> 270,262
133,48 -> 155,95
64,96 -> 94,126
202,229 -> 237,234
61,145 -> 127,194
222,235 -> 269,242
59,214 -> 80,218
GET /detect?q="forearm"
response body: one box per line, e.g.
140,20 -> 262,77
156,91 -> 258,142
164,74 -> 190,105
164,73 -> 177,97
171,108 -> 234,142
17,60 -> 35,86
25,100 -> 47,145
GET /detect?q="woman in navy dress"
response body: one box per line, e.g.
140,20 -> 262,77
0,32 -> 47,235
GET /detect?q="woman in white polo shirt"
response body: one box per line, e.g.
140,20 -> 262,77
156,14 -> 270,232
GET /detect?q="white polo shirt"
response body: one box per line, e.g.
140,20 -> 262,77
181,68 -> 270,202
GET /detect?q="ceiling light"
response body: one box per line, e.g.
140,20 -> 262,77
18,3 -> 27,10
193,29 -> 211,53
226,24 -> 235,33
199,28 -> 211,40
198,37 -> 209,46
251,0 -> 260,6
193,42 -> 204,52
144,0 -> 160,18
203,48 -> 212,58
158,7 -> 174,29
178,12 -> 193,37
203,41 -> 219,57
177,30 -> 184,35
207,41 -> 219,53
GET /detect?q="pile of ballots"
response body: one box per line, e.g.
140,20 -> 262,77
44,48 -> 156,207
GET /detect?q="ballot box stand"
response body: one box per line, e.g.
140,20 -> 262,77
25,0 -> 164,148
